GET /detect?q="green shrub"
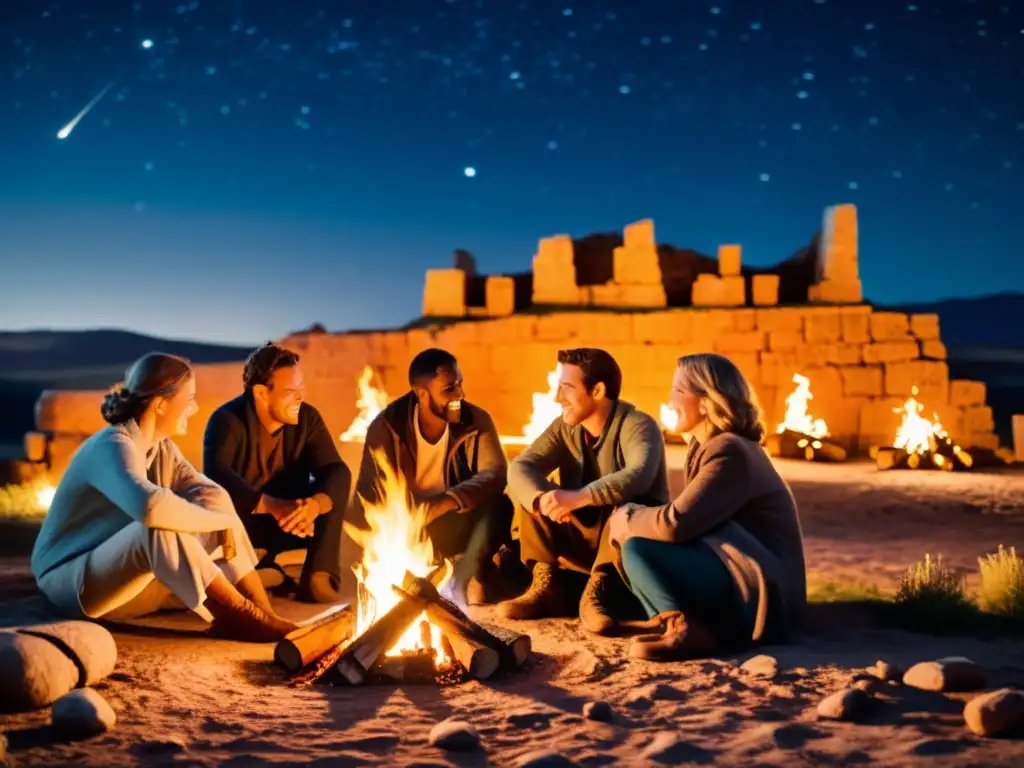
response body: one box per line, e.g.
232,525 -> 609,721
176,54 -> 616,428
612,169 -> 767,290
894,553 -> 977,631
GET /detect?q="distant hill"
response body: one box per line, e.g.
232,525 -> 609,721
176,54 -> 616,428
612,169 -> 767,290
0,329 -> 251,447
885,292 -> 1024,350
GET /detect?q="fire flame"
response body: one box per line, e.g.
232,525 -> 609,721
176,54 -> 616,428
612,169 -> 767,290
499,365 -> 563,445
659,403 -> 678,432
777,373 -> 829,438
342,448 -> 449,664
0,479 -> 56,517
892,386 -> 970,469
340,367 -> 390,443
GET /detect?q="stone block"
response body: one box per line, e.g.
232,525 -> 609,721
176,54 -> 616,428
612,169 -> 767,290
808,278 -> 863,304
423,269 -> 467,317
920,339 -> 947,360
24,431 -> 47,462
751,275 -> 779,306
35,390 -> 106,434
963,405 -> 995,434
796,344 -> 835,369
624,218 -> 656,251
817,203 -> 860,282
714,332 -> 766,355
760,351 -> 802,387
477,315 -> 536,345
870,312 -> 911,341
768,331 -> 803,351
717,244 -> 742,277
968,433 -> 1000,451
729,352 -> 762,387
532,235 -> 580,305
862,341 -> 919,365
733,309 -> 757,332
826,344 -> 863,365
756,308 -> 804,333
910,313 -> 940,340
841,312 -> 871,344
574,312 -> 636,346
884,360 -> 950,404
840,365 -> 884,397
534,313 -> 583,342
1014,415 -> 1024,462
691,274 -> 745,307
485,276 -> 515,317
858,397 -> 906,450
616,284 -> 668,307
949,379 -> 986,407
805,312 -> 842,344
632,311 -> 693,344
613,246 -> 663,287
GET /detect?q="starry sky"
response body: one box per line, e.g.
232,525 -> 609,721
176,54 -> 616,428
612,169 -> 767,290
2,0 -> 1022,345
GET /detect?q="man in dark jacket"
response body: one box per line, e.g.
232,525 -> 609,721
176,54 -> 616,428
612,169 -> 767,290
497,348 -> 670,635
203,343 -> 352,604
349,348 -> 513,604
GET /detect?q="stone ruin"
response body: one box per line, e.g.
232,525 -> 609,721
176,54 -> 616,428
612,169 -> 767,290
24,203 -> 1004,477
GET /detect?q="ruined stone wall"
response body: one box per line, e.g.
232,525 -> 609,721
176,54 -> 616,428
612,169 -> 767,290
32,305 -> 999,476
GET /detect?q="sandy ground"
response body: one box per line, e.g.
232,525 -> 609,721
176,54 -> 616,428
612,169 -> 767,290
2,451 -> 1024,767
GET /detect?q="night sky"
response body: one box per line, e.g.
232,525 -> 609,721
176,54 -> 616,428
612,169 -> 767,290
2,1 -> 1022,345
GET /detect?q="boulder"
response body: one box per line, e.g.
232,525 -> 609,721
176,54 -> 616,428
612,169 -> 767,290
18,621 -> 118,686
51,688 -> 117,740
903,657 -> 986,693
963,688 -> 1024,737
0,631 -> 80,712
817,687 -> 870,721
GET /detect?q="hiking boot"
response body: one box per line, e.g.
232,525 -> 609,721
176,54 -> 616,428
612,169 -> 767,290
579,572 -> 618,635
627,611 -> 718,661
497,563 -> 569,620
204,575 -> 299,643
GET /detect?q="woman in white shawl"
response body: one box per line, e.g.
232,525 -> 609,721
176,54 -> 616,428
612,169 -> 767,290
31,352 -> 299,642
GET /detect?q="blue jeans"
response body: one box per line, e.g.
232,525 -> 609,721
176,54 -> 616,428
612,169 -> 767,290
621,537 -> 739,630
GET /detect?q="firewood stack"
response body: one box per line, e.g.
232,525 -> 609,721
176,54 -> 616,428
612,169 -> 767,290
765,429 -> 847,462
875,437 -> 974,472
277,568 -> 531,687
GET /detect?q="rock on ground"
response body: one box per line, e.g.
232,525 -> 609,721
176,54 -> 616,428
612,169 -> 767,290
903,657 -> 986,692
817,687 -> 871,721
583,700 -> 613,722
963,689 -> 1024,737
0,631 -> 79,712
428,719 -> 480,751
51,688 -> 116,740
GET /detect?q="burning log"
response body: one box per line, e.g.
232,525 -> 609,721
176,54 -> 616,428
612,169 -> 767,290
274,606 -> 356,674
333,588 -> 425,685
397,576 -> 532,674
392,583 -> 500,680
876,387 -> 974,472
765,429 -> 847,462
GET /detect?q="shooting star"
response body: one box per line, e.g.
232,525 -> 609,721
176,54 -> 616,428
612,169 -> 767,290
57,79 -> 117,140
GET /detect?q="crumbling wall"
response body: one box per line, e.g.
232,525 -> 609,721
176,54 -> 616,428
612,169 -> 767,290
32,306 -> 999,476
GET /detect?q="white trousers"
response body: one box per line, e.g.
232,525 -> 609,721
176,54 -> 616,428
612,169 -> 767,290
40,519 -> 260,623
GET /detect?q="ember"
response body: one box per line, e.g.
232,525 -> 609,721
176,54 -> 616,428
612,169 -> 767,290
339,366 -> 390,443
876,386 -> 973,471
765,374 -> 847,462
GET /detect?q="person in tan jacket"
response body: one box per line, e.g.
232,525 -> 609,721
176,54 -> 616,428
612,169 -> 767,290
607,352 -> 807,661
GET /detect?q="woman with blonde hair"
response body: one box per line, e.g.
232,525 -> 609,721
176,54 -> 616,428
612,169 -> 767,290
31,352 -> 299,642
607,353 -> 806,660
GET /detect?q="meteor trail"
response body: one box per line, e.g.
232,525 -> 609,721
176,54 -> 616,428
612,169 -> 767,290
57,79 -> 117,140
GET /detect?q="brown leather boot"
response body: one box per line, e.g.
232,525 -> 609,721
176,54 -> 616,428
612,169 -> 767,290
234,570 -> 277,614
204,575 -> 300,642
578,572 -> 617,635
497,563 -> 570,620
627,611 -> 718,661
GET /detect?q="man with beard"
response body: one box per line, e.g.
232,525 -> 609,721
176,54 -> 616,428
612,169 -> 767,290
349,348 -> 513,603
203,343 -> 352,604
497,348 -> 670,635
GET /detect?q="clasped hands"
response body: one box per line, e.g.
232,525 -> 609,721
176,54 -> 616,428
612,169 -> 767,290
533,488 -> 590,524
254,494 -> 324,538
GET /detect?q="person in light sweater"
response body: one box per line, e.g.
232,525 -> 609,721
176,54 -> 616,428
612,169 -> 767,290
607,353 -> 807,661
31,352 -> 299,642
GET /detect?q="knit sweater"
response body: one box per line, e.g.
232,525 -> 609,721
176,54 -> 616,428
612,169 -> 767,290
507,401 -> 670,511
31,420 -> 239,615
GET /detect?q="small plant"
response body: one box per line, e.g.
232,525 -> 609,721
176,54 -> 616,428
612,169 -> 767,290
894,553 -> 977,632
978,546 -> 1024,620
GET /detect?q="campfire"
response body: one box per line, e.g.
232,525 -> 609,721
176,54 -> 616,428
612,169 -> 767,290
0,478 -> 56,518
273,449 -> 531,686
659,403 -> 689,444
339,366 -> 390,443
499,365 -> 562,447
765,373 -> 847,462
876,387 -> 973,471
